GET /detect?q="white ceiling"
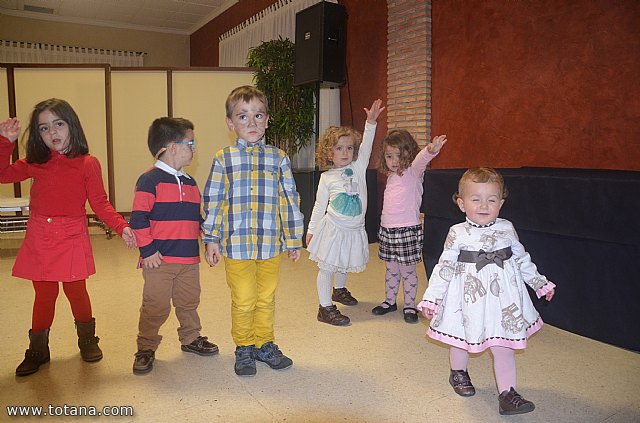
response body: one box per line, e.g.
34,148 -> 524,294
0,0 -> 239,35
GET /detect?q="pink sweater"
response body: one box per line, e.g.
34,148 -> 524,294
380,147 -> 438,228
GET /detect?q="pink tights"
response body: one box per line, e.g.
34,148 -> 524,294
384,261 -> 418,308
450,346 -> 517,393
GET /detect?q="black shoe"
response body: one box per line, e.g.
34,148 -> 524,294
449,369 -> 476,396
332,288 -> 358,306
371,301 -> 397,315
133,350 -> 155,375
181,336 -> 219,356
234,345 -> 256,377
255,341 -> 293,370
498,387 -> 535,415
403,307 -> 419,324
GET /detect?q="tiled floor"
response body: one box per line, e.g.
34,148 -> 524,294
1,233 -> 639,422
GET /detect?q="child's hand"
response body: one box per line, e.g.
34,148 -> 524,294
427,134 -> 447,154
0,117 -> 21,142
288,249 -> 300,262
205,243 -> 222,267
305,233 -> 313,246
422,308 -> 435,320
545,287 -> 555,301
142,251 -> 163,269
121,227 -> 137,248
364,99 -> 385,124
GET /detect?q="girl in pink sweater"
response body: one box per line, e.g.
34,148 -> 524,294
372,130 -> 446,323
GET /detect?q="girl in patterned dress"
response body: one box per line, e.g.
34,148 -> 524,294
306,99 -> 384,326
418,167 -> 556,415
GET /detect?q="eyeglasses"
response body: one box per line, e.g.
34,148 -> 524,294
174,140 -> 196,151
154,139 -> 196,160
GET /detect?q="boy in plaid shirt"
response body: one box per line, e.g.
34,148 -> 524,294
202,86 -> 304,376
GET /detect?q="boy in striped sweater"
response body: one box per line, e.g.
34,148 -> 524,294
130,117 -> 218,375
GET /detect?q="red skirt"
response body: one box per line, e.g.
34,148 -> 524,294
13,214 -> 96,282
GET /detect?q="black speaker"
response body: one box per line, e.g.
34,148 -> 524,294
294,1 -> 347,88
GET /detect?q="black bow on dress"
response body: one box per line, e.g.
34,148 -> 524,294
457,247 -> 513,271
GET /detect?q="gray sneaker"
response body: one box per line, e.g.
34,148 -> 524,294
254,341 -> 293,370
133,350 -> 155,375
234,345 -> 256,377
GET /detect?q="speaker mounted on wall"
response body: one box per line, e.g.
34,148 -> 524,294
294,1 -> 347,88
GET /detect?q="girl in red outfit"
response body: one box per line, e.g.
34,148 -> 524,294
0,99 -> 136,376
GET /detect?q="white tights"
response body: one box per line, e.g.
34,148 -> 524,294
317,269 -> 348,307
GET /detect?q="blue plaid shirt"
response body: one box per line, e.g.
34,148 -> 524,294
202,138 -> 304,260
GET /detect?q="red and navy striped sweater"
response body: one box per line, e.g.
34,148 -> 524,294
130,167 -> 202,264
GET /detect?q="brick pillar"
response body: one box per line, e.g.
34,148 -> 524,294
387,0 -> 432,145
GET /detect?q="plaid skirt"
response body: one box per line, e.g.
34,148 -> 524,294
377,224 -> 423,265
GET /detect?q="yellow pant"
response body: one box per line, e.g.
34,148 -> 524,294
224,254 -> 282,348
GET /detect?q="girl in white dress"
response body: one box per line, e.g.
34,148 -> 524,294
418,167 -> 556,415
307,99 -> 384,326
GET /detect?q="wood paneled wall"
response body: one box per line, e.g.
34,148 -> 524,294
1,65 -> 253,212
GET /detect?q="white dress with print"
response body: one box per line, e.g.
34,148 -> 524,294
421,218 -> 551,352
306,122 -> 377,273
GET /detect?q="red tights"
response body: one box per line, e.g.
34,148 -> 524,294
31,280 -> 93,332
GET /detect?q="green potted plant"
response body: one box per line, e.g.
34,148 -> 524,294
247,37 -> 315,161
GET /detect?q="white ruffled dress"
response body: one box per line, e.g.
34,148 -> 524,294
306,122 -> 376,273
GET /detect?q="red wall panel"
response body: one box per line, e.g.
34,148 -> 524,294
431,0 -> 640,170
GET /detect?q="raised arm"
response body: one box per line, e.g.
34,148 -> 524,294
409,134 -> 447,177
0,117 -> 21,142
364,99 -> 385,125
0,118 -> 30,184
354,99 -> 385,169
427,134 -> 447,155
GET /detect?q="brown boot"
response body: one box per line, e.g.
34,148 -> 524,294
449,369 -> 476,396
317,305 -> 351,326
75,318 -> 103,362
331,288 -> 358,305
498,387 -> 535,415
16,329 -> 50,376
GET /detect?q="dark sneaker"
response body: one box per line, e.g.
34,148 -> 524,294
332,288 -> 358,305
181,336 -> 219,356
317,304 -> 351,326
255,342 -> 293,370
498,387 -> 535,415
234,345 -> 256,377
449,369 -> 476,396
133,350 -> 155,375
